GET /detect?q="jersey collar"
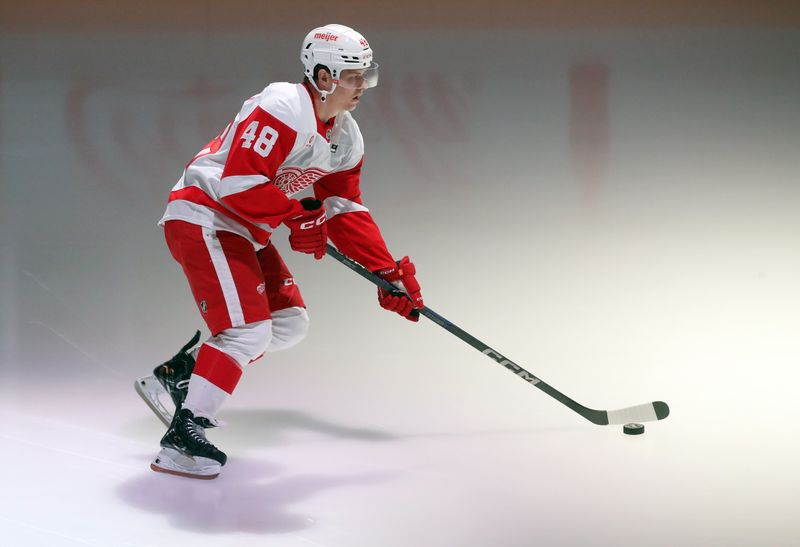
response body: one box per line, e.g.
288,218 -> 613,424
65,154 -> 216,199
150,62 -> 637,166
302,81 -> 336,142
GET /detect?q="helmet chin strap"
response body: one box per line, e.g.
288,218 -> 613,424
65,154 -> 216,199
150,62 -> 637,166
307,76 -> 338,103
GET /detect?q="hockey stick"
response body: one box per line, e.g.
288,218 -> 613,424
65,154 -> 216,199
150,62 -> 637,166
325,244 -> 670,426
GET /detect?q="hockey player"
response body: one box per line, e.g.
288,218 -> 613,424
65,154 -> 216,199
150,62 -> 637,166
135,24 -> 424,479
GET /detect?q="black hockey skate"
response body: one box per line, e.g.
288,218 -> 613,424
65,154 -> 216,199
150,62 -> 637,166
151,408 -> 227,480
134,330 -> 201,427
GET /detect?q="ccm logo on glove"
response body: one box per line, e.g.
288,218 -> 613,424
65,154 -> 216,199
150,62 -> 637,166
284,198 -> 327,259
299,216 -> 326,230
375,256 -> 424,322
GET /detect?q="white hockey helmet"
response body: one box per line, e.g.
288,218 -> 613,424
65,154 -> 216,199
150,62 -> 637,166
301,24 -> 379,100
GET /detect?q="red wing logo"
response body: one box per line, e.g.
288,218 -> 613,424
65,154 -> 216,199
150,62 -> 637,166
273,167 -> 330,195
359,38 -> 369,48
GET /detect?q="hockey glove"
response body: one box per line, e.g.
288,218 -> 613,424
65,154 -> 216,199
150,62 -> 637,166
284,198 -> 328,259
375,256 -> 424,322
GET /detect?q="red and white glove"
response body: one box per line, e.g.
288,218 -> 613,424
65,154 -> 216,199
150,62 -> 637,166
375,256 -> 424,322
283,198 -> 327,260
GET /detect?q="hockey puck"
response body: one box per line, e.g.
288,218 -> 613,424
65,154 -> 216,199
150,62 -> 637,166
623,423 -> 645,435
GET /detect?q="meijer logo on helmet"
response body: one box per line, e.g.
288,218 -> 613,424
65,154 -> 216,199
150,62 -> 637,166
314,32 -> 338,42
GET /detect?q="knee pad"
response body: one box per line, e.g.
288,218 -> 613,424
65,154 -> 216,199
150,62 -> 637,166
266,307 -> 310,353
205,320 -> 272,366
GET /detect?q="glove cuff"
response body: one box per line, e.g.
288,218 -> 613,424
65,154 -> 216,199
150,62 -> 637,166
299,197 -> 323,211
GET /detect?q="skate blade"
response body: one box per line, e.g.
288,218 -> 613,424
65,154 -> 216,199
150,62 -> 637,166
150,463 -> 219,480
134,375 -> 173,427
150,448 -> 220,480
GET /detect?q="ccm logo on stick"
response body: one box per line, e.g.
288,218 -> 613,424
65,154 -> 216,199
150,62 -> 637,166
482,349 -> 541,385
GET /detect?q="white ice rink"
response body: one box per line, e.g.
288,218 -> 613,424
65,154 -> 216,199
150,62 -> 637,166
1,23 -> 800,547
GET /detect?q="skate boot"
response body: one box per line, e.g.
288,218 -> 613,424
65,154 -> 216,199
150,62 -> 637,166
134,330 -> 201,427
150,408 -> 227,480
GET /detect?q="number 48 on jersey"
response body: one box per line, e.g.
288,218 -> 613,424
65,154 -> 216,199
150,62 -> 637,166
240,121 -> 279,158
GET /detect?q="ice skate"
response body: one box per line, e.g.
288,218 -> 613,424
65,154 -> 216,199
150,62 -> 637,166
134,330 -> 200,426
151,408 -> 227,480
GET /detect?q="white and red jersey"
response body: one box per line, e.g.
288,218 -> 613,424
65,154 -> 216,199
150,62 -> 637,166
160,81 -> 395,271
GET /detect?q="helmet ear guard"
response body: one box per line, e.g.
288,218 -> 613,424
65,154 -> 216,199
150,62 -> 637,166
304,62 -> 335,101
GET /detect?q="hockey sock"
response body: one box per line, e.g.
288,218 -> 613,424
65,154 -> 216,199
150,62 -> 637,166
183,344 -> 242,422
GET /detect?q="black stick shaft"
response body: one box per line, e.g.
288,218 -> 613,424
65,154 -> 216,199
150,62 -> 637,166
325,244 -> 607,425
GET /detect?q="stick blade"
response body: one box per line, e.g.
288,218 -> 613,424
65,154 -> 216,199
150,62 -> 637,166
605,401 -> 670,425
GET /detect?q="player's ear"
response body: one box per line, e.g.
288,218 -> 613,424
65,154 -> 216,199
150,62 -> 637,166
317,68 -> 333,91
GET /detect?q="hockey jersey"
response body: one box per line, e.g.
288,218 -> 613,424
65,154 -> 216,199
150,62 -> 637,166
159,81 -> 395,272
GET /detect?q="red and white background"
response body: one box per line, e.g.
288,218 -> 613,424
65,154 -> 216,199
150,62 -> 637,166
1,2 -> 799,546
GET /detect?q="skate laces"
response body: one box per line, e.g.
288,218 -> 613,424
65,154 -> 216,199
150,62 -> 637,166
183,417 -> 214,447
179,412 -> 224,453
187,423 -> 206,444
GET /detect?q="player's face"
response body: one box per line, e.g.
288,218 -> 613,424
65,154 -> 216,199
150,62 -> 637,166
334,74 -> 366,111
332,65 -> 379,111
